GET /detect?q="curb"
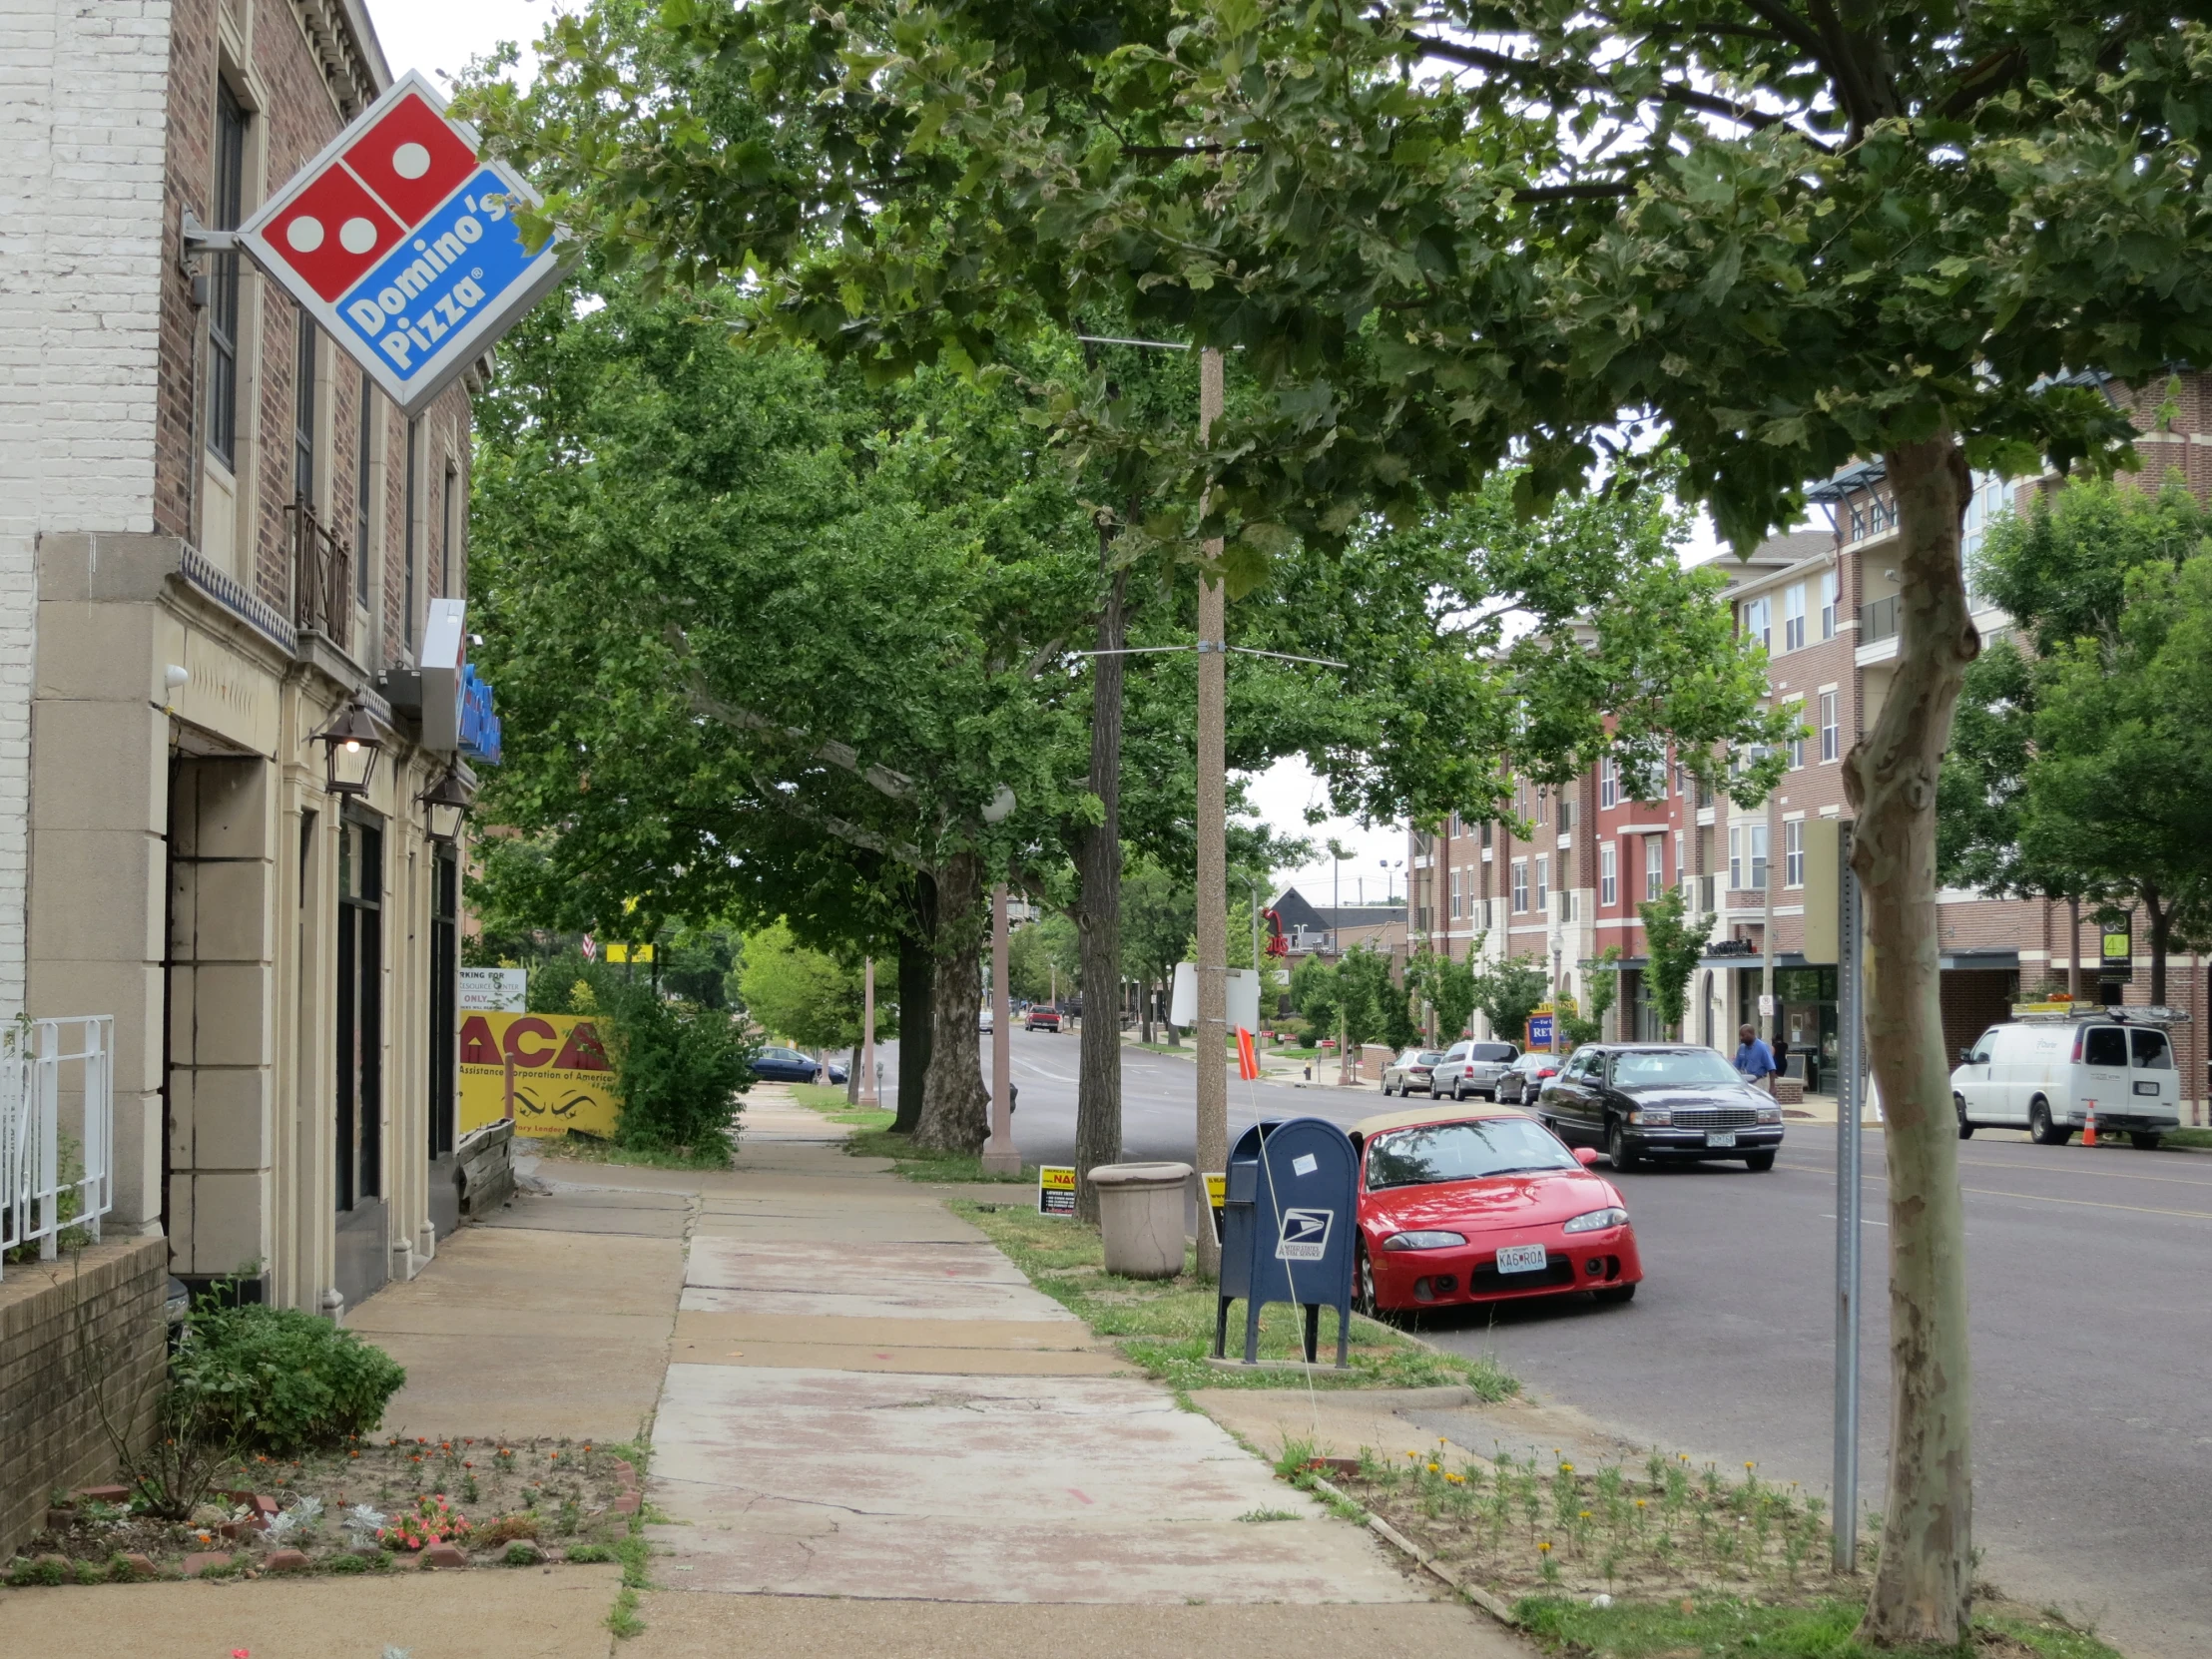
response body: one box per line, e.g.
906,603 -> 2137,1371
1302,1472 -> 1520,1629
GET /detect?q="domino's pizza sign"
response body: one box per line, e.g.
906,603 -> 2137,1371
238,72 -> 563,416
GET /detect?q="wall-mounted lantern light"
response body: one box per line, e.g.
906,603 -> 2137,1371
312,700 -> 387,798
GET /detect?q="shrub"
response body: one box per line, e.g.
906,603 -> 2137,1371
602,988 -> 752,1163
504,1541 -> 540,1566
179,1303 -> 406,1456
563,1543 -> 615,1563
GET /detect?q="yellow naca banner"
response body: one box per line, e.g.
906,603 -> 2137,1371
458,1011 -> 621,1139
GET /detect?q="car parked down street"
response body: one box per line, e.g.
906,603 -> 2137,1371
1349,1106 -> 1642,1316
753,1045 -> 847,1085
1494,1049 -> 1562,1106
1430,1039 -> 1521,1100
1536,1043 -> 1784,1171
1024,1005 -> 1063,1032
1382,1048 -> 1445,1095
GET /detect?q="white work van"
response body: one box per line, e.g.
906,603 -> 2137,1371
1950,1014 -> 2183,1148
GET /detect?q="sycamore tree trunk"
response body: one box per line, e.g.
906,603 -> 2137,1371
1845,434 -> 1977,1647
2142,886 -> 2170,1006
892,877 -> 936,1135
915,850 -> 990,1154
1071,561 -> 1129,1222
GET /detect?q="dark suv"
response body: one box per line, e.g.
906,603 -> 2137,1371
1535,1043 -> 1785,1172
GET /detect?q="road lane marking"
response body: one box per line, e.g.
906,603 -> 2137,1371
1783,1164 -> 2212,1222
1820,1214 -> 1888,1226
1791,1150 -> 2212,1191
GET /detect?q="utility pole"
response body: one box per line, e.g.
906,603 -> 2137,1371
859,957 -> 878,1106
982,882 -> 1019,1175
1194,346 -> 1229,1281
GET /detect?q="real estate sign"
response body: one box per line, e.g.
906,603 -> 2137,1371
458,1011 -> 619,1139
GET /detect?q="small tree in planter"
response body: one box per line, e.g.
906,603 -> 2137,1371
1640,890 -> 1716,1043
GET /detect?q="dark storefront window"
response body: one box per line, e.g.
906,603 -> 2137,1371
1775,965 -> 1839,1091
293,311 -> 316,500
208,83 -> 248,470
336,819 -> 383,1208
429,850 -> 458,1158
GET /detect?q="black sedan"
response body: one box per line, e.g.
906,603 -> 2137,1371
1534,1043 -> 1783,1172
752,1045 -> 847,1085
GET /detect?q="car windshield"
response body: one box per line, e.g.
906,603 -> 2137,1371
1609,1050 -> 1742,1088
1365,1119 -> 1578,1189
2130,1029 -> 2172,1070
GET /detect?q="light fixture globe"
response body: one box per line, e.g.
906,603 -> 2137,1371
312,700 -> 387,798
418,765 -> 474,844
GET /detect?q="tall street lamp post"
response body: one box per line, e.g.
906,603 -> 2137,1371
1193,346 -> 1229,1280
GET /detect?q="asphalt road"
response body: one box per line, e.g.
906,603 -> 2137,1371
878,1027 -> 2210,1659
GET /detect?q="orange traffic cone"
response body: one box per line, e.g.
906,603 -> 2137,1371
2083,1103 -> 2098,1148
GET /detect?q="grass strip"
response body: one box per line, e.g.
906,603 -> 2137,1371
1513,1595 -> 2122,1659
952,1198 -> 1517,1394
787,1086 -> 1030,1182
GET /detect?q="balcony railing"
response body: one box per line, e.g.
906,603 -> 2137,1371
1859,595 -> 1900,645
0,1017 -> 115,1279
287,497 -> 353,652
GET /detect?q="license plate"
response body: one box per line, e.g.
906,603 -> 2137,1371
2134,1081 -> 2159,1097
1706,1131 -> 1737,1148
1495,1244 -> 1547,1275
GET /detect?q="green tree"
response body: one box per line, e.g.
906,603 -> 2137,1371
1640,890 -> 1715,1042
470,7 -> 2212,1630
1287,953 -> 1340,1050
1470,957 -> 1549,1052
1406,944 -> 1479,1048
1007,914 -> 1081,1006
1333,946 -> 1400,1074
737,922 -> 865,1055
1120,857 -> 1194,1046
1557,948 -> 1622,1050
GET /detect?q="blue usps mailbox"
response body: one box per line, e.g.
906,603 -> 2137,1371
1214,1118 -> 1359,1368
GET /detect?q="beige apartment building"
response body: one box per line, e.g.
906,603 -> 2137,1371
1411,377 -> 2210,1111
5,0 -> 496,1314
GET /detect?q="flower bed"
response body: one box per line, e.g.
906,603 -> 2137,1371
7,1435 -> 639,1584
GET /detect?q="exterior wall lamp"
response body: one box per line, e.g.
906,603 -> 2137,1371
312,700 -> 388,798
418,765 -> 474,844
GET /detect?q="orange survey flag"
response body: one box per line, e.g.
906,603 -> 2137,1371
1236,1027 -> 1260,1081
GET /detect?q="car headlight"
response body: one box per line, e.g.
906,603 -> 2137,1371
1756,1106 -> 1782,1124
1561,1207 -> 1628,1234
1628,1107 -> 1671,1126
1382,1230 -> 1468,1251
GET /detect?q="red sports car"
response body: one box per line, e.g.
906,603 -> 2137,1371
1350,1107 -> 1643,1315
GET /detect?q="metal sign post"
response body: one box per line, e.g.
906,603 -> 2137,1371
1832,821 -> 1863,1572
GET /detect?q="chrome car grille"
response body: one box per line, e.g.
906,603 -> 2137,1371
1669,1106 -> 1760,1131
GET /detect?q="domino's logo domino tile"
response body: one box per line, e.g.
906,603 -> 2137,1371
337,176 -> 535,380
239,72 -> 562,414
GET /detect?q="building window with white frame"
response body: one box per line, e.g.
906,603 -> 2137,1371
1785,820 -> 1805,888
1819,690 -> 1840,762
1750,823 -> 1769,891
1600,842 -> 1616,907
1729,825 -> 1743,890
1534,855 -> 1549,913
208,82 -> 250,472
1450,867 -> 1461,920
1676,830 -> 1688,896
1534,787 -> 1547,827
1786,698 -> 1806,769
1511,859 -> 1529,913
1741,595 -> 1772,653
1645,834 -> 1665,901
1820,568 -> 1840,639
1598,757 -> 1618,809
1783,582 -> 1807,652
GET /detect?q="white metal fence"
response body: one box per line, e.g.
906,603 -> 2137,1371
0,1016 -> 115,1277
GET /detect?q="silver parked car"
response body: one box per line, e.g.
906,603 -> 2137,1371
1429,1039 -> 1521,1101
1381,1048 -> 1446,1096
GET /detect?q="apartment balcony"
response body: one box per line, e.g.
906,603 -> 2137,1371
286,497 -> 353,653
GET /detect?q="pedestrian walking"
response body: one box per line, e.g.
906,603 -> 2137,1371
1734,1023 -> 1779,1094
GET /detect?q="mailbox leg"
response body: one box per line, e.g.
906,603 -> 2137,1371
1212,1295 -> 1231,1360
1336,1298 -> 1351,1369
1243,1295 -> 1264,1365
1302,1303 -> 1321,1365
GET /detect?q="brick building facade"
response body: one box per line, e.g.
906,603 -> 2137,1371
3,0 -> 496,1316
1410,383 -> 2209,1118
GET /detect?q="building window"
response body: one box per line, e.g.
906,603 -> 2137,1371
293,312 -> 316,502
1820,569 -> 1840,640
1645,834 -> 1664,902
1783,582 -> 1807,652
355,374 -> 375,605
1786,699 -> 1806,770
1961,470 -> 2009,566
1599,843 -> 1616,907
1479,818 -> 1492,847
1598,757 -> 1617,809
1449,867 -> 1461,920
1512,780 -> 1527,823
1731,825 -> 1772,890
1534,855 -> 1549,913
1534,788 -> 1547,828
1511,860 -> 1528,913
1819,690 -> 1841,762
441,459 -> 459,594
1785,820 -> 1805,888
1751,823 -> 1770,891
1741,595 -> 1771,653
1560,889 -> 1577,922
1676,830 -> 1688,896
404,420 -> 419,650
208,82 -> 249,472
1559,799 -> 1576,832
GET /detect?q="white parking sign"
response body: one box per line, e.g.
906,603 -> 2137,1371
1276,1208 -> 1334,1261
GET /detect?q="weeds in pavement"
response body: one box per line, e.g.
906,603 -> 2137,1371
953,1200 -> 1518,1394
1514,1594 -> 2123,1659
535,1132 -> 734,1171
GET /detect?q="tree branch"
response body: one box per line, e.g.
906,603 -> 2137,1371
749,770 -> 933,872
666,623 -> 918,801
1515,182 -> 1636,202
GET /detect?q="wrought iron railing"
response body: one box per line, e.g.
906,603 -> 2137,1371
287,497 -> 353,650
0,1017 -> 115,1278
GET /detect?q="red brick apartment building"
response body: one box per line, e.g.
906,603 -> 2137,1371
1410,377 -> 2209,1116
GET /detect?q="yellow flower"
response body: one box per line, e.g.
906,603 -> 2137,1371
1538,1540 -> 1552,1553
1579,1510 -> 1591,1520
1427,1462 -> 1439,1473
1559,1462 -> 1574,1473
1745,1461 -> 1756,1470
1635,1499 -> 1647,1509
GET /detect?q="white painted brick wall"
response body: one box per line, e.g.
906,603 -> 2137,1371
0,0 -> 173,1015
